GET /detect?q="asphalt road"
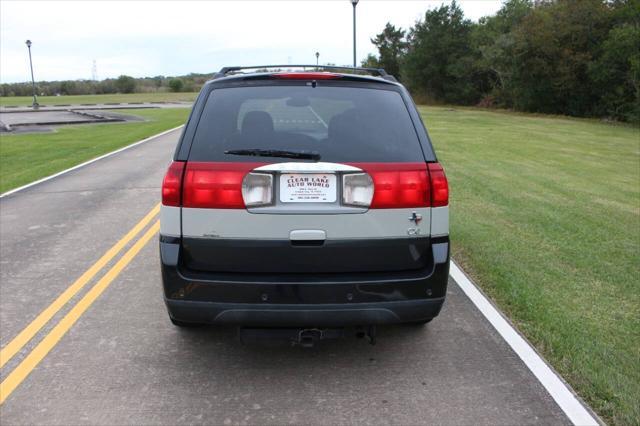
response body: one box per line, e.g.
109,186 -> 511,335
0,128 -> 572,425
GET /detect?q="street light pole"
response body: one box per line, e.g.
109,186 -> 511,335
315,52 -> 320,68
351,0 -> 359,68
25,40 -> 39,109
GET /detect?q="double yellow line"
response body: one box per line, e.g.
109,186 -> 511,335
0,203 -> 161,404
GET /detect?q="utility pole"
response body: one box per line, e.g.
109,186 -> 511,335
25,40 -> 39,109
351,0 -> 359,68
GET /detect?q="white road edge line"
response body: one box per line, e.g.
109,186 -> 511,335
0,125 -> 185,199
449,260 -> 600,426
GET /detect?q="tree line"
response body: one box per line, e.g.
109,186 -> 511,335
0,73 -> 210,98
363,0 -> 639,123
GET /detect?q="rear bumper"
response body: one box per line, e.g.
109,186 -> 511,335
165,298 -> 445,327
160,236 -> 449,326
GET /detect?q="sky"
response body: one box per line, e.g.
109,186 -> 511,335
1,0 -> 503,83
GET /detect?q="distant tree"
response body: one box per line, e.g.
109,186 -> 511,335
153,75 -> 164,88
476,0 -> 532,37
472,0 -> 533,105
370,23 -> 407,78
506,0 -> 612,116
589,22 -> 640,122
96,79 -> 117,94
403,1 -> 480,104
168,78 -> 184,92
115,75 -> 136,93
59,81 -> 77,95
360,54 -> 380,68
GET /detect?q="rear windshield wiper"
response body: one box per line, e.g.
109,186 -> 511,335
224,149 -> 321,161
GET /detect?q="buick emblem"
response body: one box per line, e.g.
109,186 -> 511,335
408,211 -> 422,225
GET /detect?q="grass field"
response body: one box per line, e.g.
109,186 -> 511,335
0,108 -> 189,193
0,92 -> 198,107
420,106 -> 639,425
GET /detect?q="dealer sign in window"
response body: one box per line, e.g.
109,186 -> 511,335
280,174 -> 337,203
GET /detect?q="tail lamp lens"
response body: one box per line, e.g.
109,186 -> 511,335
242,173 -> 273,207
351,163 -> 429,209
428,163 -> 449,207
371,169 -> 429,208
182,162 -> 258,209
342,173 -> 374,207
161,161 -> 185,206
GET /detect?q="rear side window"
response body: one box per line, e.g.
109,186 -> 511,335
188,85 -> 424,162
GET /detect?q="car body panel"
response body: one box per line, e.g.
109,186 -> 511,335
160,205 -> 180,237
430,206 -> 449,237
181,207 -> 431,239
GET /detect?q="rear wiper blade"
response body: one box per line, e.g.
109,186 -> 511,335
224,149 -> 321,161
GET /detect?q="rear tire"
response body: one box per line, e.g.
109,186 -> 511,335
170,317 -> 203,328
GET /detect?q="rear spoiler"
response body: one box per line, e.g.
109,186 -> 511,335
213,65 -> 397,82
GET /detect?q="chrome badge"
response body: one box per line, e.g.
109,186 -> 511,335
408,211 -> 422,225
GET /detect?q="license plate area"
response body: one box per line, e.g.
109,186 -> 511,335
279,173 -> 337,203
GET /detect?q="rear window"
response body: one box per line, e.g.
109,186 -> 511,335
188,85 -> 424,162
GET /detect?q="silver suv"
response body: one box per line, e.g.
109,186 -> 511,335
160,66 -> 449,338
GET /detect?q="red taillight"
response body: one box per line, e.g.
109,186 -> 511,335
182,162 -> 265,209
428,162 -> 449,207
349,162 -> 448,208
273,72 -> 341,80
161,161 -> 185,206
164,161 -> 447,209
351,163 -> 429,209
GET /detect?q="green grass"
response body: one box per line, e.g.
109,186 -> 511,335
0,108 -> 189,193
0,92 -> 198,107
419,106 -> 640,425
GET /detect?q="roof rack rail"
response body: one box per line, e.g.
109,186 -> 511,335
213,65 -> 390,79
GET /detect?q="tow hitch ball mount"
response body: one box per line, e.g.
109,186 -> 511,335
298,328 -> 324,347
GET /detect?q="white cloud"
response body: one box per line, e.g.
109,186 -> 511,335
1,0 -> 502,83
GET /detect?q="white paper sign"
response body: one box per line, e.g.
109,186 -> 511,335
280,174 -> 337,203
